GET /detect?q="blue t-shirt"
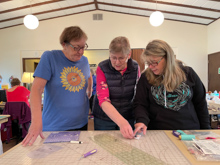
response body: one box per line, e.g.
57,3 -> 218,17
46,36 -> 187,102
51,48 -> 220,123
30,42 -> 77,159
34,50 -> 90,131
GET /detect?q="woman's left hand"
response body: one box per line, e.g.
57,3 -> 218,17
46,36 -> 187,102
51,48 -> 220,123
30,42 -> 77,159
87,91 -> 92,98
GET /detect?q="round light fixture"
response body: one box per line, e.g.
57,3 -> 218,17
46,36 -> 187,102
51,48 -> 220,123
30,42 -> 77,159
149,11 -> 164,27
23,14 -> 39,30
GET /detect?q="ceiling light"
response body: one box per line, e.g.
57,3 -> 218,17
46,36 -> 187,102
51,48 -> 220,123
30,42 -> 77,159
149,0 -> 164,27
149,11 -> 164,27
23,0 -> 39,30
23,14 -> 39,30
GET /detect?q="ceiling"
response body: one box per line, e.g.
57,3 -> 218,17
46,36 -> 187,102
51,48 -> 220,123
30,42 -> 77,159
0,0 -> 220,30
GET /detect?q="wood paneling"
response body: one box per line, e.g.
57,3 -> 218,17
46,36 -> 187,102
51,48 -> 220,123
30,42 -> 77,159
131,49 -> 145,73
208,52 -> 220,92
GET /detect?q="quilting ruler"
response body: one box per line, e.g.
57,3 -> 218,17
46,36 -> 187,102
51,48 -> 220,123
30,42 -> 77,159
91,133 -> 166,165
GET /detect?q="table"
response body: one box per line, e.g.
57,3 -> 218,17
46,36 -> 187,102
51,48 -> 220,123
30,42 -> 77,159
0,115 -> 10,155
0,115 -> 10,124
0,102 -> 5,109
208,102 -> 220,128
0,130 -> 220,165
208,102 -> 220,115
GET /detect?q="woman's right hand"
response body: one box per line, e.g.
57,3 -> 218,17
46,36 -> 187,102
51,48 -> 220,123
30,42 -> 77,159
133,123 -> 147,136
119,120 -> 134,139
21,122 -> 45,146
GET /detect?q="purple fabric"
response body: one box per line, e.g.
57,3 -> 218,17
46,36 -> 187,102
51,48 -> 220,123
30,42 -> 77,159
1,102 -> 31,142
44,131 -> 80,143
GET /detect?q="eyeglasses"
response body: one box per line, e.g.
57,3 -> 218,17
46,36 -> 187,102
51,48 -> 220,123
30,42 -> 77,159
110,56 -> 128,62
146,56 -> 164,67
68,43 -> 88,51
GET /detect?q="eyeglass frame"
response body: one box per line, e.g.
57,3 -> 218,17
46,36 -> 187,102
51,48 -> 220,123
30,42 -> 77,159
67,42 -> 88,52
146,56 -> 164,67
109,55 -> 129,63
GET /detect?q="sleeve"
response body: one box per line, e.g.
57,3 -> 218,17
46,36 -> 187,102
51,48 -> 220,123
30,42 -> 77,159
93,75 -> 96,87
189,67 -> 210,129
137,65 -> 141,79
96,66 -> 111,106
33,51 -> 52,81
133,72 -> 150,127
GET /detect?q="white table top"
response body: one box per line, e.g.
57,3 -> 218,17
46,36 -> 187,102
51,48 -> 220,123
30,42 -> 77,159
0,130 -> 220,165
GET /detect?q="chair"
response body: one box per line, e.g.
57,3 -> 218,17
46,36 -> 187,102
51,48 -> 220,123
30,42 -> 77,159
1,102 -> 31,143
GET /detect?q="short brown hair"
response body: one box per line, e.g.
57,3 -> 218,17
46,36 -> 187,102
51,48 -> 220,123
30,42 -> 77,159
10,78 -> 21,87
59,26 -> 87,44
109,36 -> 131,55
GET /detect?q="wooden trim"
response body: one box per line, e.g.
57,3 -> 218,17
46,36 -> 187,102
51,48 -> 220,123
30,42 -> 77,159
0,0 -> 218,29
0,10 -> 96,30
137,0 -> 220,13
94,0 -> 99,10
209,0 -> 220,2
208,17 -> 220,25
0,0 -> 12,3
0,0 -> 65,14
98,2 -> 215,20
0,2 -> 94,23
97,10 -> 208,26
22,58 -> 25,72
208,51 -> 220,91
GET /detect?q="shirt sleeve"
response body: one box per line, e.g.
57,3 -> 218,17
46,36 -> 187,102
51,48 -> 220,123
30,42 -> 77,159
33,51 -> 52,81
133,73 -> 150,127
96,66 -> 111,106
189,67 -> 210,129
137,65 -> 141,79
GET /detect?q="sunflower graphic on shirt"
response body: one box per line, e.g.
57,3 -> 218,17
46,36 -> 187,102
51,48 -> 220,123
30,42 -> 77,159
60,66 -> 85,92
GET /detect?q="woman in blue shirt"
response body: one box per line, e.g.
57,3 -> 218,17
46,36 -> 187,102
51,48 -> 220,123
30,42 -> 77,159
22,26 -> 92,146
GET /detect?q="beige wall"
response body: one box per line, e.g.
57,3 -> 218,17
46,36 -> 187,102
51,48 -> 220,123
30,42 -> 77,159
207,18 -> 220,55
0,10 -> 214,90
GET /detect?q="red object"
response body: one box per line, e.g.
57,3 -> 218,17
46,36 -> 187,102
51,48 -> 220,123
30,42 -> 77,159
1,127 -> 12,142
6,86 -> 30,106
205,137 -> 216,139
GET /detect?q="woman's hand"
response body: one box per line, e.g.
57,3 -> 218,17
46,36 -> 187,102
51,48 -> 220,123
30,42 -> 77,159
21,122 -> 44,146
133,123 -> 147,136
87,91 -> 92,99
119,120 -> 134,139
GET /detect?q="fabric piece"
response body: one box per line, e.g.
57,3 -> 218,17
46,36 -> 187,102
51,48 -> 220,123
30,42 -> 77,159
44,131 -> 80,143
1,102 -> 31,143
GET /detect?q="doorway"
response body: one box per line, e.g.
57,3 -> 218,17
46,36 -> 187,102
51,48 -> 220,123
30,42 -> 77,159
208,52 -> 220,92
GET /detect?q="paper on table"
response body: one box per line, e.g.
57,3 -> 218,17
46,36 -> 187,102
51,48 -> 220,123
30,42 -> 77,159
193,139 -> 220,155
44,131 -> 80,143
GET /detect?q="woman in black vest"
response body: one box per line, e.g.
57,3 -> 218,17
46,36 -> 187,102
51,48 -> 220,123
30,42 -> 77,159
93,36 -> 140,139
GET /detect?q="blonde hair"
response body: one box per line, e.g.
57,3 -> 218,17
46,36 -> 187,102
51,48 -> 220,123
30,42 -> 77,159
109,36 -> 131,55
142,39 -> 186,92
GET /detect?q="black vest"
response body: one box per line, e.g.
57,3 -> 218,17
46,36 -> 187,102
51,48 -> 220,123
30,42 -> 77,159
93,58 -> 139,121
